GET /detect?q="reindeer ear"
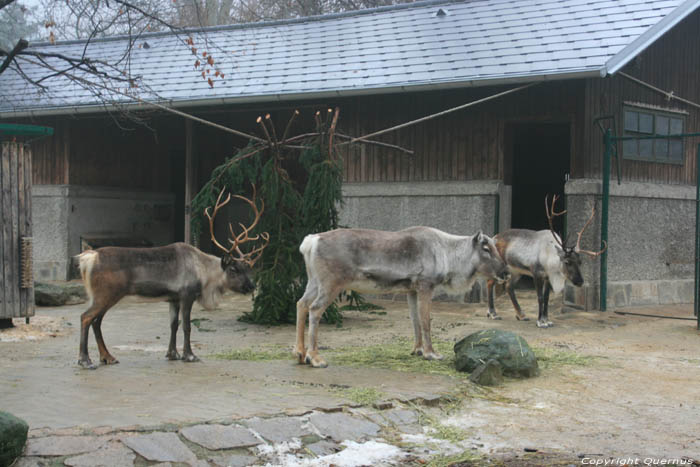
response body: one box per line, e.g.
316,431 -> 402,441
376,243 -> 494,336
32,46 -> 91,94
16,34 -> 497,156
221,255 -> 231,270
472,230 -> 483,246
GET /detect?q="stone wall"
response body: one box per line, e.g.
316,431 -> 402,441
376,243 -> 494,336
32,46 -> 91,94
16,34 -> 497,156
340,181 -> 511,236
565,179 -> 694,309
32,185 -> 175,281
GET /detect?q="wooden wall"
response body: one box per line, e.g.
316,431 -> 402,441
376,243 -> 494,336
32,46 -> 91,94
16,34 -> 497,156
336,81 -> 585,183
26,115 -> 183,191
581,9 -> 700,183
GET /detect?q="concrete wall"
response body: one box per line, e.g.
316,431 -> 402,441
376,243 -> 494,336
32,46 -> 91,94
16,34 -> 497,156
32,185 -> 175,281
339,180 -> 512,303
340,181 -> 511,236
565,179 -> 694,309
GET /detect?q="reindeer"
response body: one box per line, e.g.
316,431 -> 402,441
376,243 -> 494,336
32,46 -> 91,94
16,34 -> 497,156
295,227 -> 509,368
486,195 -> 606,328
75,188 -> 269,369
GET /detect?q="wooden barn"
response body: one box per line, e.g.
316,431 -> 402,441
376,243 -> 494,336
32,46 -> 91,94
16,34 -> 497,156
1,0 -> 699,311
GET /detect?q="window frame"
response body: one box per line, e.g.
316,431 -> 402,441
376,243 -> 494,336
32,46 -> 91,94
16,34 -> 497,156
621,105 -> 686,165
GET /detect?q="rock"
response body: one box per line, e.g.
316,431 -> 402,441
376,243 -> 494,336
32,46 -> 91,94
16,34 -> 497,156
122,432 -> 197,464
180,424 -> 260,450
454,329 -> 538,378
25,435 -> 105,457
210,454 -> 259,467
34,283 -> 69,306
34,282 -> 87,306
468,359 -> 504,386
243,416 -> 311,443
0,411 -> 28,467
308,412 -> 380,442
64,442 -> 135,467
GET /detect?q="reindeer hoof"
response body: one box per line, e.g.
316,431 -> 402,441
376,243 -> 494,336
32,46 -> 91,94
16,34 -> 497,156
78,359 -> 97,370
294,348 -> 306,364
183,354 -> 200,362
536,320 -> 552,328
411,348 -> 424,356
101,356 -> 119,365
305,354 -> 327,368
166,351 -> 181,361
423,352 -> 444,361
516,315 -> 530,321
487,312 -> 502,320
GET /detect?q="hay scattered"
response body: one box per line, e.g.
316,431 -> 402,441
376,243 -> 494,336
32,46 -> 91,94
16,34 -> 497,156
334,387 -> 386,406
328,337 -> 467,379
211,347 -> 291,361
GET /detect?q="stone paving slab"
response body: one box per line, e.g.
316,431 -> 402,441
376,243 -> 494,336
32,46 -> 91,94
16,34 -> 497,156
180,423 -> 261,450
307,439 -> 340,456
122,432 -> 197,464
210,453 -> 260,467
63,442 -> 135,467
308,412 -> 380,442
25,435 -> 107,456
243,416 -> 311,443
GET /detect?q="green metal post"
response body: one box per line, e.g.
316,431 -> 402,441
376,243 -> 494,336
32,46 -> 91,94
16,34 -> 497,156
695,144 -> 700,329
600,129 -> 612,311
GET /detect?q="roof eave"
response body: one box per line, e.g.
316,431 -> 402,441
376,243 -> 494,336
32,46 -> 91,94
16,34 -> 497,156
604,0 -> 700,76
0,69 -> 602,119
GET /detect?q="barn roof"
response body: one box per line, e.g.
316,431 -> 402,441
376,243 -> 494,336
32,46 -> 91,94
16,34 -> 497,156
1,0 -> 698,117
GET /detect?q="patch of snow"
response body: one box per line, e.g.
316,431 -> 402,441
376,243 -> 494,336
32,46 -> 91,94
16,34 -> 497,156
265,440 -> 405,467
256,439 -> 302,457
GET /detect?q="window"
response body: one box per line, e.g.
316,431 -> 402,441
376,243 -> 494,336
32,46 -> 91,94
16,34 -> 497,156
622,107 -> 685,164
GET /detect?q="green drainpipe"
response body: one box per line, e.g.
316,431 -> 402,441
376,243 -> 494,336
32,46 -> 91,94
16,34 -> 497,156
600,129 -> 612,311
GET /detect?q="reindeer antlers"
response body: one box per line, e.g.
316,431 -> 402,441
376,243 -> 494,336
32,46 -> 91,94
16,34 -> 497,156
544,194 -> 567,250
544,194 -> 607,257
204,185 -> 270,267
575,205 -> 608,258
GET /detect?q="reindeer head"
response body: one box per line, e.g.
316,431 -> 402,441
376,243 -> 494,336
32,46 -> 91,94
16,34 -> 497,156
545,195 -> 607,288
205,185 -> 270,295
472,231 -> 509,283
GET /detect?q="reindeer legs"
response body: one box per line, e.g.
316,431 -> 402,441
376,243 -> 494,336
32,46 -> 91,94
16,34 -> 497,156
166,300 -> 181,360
535,276 -> 553,328
93,314 -> 118,365
417,289 -> 443,360
486,279 -> 501,320
180,298 -> 199,362
407,291 -> 424,355
78,291 -> 123,369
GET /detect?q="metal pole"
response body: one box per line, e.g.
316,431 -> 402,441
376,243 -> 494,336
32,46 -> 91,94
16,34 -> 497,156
600,129 -> 612,311
695,144 -> 700,329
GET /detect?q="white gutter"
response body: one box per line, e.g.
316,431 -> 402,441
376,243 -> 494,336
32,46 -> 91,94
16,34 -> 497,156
0,69 -> 602,119
603,0 -> 700,77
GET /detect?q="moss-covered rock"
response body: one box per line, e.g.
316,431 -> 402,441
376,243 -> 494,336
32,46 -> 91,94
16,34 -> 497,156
0,411 -> 28,467
454,329 -> 538,378
35,281 -> 87,306
468,359 -> 504,386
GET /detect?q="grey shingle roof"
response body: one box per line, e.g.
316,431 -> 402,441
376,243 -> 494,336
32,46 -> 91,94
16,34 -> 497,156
1,0 -> 697,116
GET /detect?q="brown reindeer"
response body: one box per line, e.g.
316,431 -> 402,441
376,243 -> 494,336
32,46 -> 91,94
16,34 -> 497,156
75,188 -> 269,369
486,195 -> 606,327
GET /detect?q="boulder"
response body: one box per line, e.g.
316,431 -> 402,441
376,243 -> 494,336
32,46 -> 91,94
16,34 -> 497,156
454,329 -> 538,378
35,282 -> 87,306
0,411 -> 29,467
468,359 -> 504,386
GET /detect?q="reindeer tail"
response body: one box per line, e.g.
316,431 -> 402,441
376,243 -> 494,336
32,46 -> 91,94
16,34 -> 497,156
299,234 -> 318,258
76,250 -> 99,306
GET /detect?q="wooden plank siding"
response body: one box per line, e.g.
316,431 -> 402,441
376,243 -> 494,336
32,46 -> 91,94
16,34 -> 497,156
337,81 -> 584,183
582,9 -> 700,184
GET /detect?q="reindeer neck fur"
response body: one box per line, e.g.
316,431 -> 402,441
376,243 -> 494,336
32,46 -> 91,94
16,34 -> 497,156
195,250 -> 227,310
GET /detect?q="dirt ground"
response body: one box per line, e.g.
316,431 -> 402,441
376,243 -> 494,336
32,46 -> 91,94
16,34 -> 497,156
1,289 -> 699,464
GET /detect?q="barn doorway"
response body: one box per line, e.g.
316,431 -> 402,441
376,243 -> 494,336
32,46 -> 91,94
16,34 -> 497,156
507,122 -> 570,233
